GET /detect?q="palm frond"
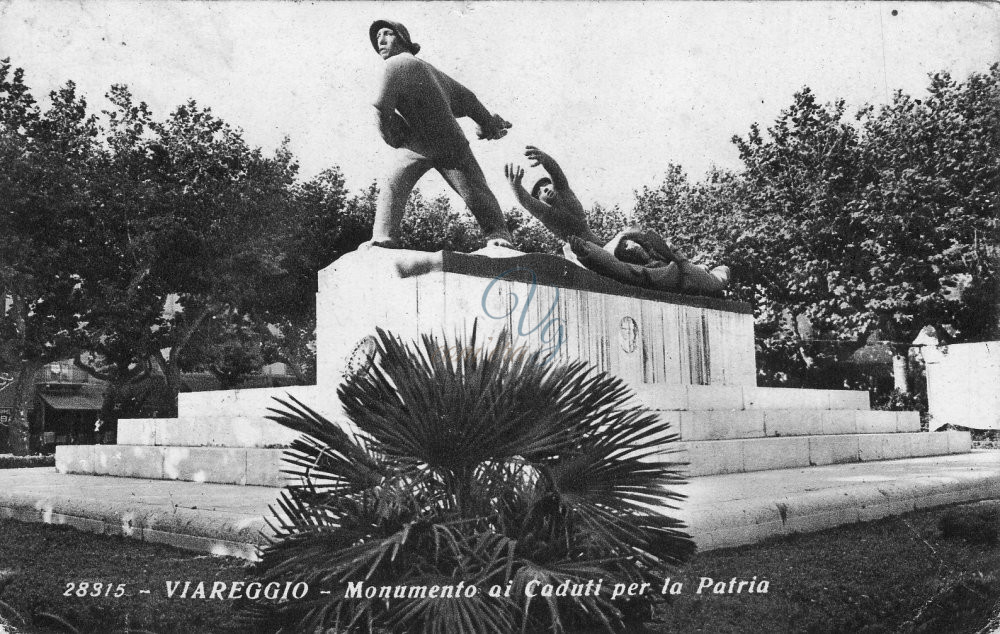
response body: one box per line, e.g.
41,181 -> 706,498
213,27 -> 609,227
249,323 -> 694,633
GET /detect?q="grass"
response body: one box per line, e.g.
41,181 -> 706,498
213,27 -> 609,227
649,500 -> 1000,634
0,521 -> 248,633
0,501 -> 997,633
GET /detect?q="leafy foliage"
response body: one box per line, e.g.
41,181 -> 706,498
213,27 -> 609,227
248,326 -> 693,633
0,60 -> 100,452
1,62 -> 307,435
632,65 -> 1000,391
398,191 -> 485,253
180,309 -> 268,390
853,67 -> 1000,345
91,88 -> 301,412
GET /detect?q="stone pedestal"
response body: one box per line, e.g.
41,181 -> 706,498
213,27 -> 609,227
56,248 -> 969,485
316,248 -> 756,389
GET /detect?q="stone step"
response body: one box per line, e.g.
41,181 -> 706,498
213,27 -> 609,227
59,430 -> 970,487
118,407 -> 911,450
670,409 -> 919,441
6,453 -> 1000,559
56,445 -> 287,487
677,430 -> 971,477
171,385 -> 869,428
117,417 -> 296,448
116,416 -> 344,448
177,385 -> 340,420
632,384 -> 870,411
677,452 -> 1000,552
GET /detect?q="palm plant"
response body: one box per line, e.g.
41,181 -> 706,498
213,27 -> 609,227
246,325 -> 694,633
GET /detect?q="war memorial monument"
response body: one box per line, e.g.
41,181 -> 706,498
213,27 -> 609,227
5,18 -> 995,561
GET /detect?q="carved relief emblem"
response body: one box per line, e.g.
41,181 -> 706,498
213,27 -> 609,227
343,335 -> 378,380
618,317 -> 639,353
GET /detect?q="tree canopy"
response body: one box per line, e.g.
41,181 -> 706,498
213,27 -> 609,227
634,65 -> 999,390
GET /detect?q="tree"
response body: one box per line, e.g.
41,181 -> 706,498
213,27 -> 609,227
239,168 -> 369,386
74,86 -> 300,414
247,327 -> 693,633
398,190 -> 484,253
730,69 -> 1000,391
629,66 -> 998,393
852,66 -> 1000,390
508,206 -> 562,254
0,61 -> 101,453
728,88 -> 869,386
179,309 -> 268,390
585,201 -> 631,245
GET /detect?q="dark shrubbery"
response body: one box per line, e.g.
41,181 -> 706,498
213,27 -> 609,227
0,454 -> 54,469
246,327 -> 694,633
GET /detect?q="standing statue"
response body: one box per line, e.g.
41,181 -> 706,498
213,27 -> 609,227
505,146 -> 731,295
362,20 -> 515,250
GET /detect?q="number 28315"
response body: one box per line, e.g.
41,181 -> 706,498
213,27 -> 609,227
64,582 -> 127,598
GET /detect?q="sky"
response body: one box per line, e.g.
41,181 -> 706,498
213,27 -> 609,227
0,1 -> 997,212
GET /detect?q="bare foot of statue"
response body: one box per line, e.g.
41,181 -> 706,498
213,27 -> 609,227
707,265 -> 731,289
471,240 -> 523,258
485,235 -> 514,249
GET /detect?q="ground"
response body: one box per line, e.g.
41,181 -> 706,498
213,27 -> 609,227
0,501 -> 997,633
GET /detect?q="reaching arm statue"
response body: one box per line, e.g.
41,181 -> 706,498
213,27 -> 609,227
504,146 -> 599,243
506,145 -> 731,296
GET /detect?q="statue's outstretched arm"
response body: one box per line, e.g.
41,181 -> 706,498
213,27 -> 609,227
441,71 -> 510,140
525,146 -> 569,190
505,163 -> 554,220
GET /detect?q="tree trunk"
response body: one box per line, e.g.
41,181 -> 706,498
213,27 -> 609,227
891,344 -> 910,394
9,360 -> 44,455
159,356 -> 181,417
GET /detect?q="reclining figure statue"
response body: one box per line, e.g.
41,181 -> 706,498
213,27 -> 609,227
505,146 -> 730,295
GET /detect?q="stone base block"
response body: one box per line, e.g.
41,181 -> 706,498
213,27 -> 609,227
741,437 -> 811,472
634,384 -> 871,412
744,387 -> 868,411
20,451 -> 999,559
117,416 -> 318,448
177,385 -> 341,421
681,452 -> 1000,551
678,410 -> 765,441
948,431 -> 973,453
675,408 -> 912,441
98,445 -> 166,480
674,440 -> 746,476
55,444 -> 97,475
676,431 -> 970,477
57,445 -> 288,487
808,434 -> 860,465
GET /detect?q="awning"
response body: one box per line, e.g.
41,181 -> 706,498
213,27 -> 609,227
39,389 -> 103,411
